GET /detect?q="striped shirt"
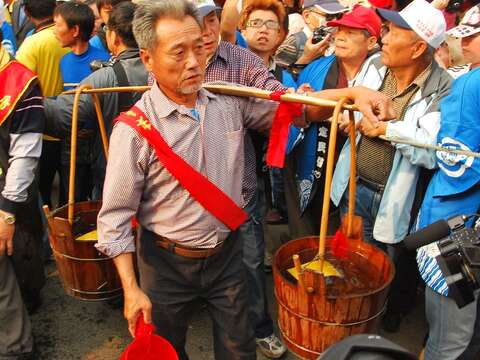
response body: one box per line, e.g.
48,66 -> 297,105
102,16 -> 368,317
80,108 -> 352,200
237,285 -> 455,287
205,41 -> 285,206
96,83 -> 277,257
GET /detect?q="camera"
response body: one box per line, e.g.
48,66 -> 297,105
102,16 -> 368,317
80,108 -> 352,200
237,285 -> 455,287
312,27 -> 329,44
404,214 -> 480,308
446,0 -> 465,13
90,60 -> 110,72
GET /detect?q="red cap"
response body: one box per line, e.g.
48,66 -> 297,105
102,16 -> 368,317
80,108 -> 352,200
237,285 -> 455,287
327,5 -> 382,38
368,0 -> 393,9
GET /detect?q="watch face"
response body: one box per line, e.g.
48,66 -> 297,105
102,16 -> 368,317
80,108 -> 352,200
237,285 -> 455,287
4,216 -> 15,225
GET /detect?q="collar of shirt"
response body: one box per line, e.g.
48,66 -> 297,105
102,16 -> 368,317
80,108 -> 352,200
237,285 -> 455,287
303,26 -> 312,39
383,63 -> 432,98
268,57 -> 276,72
208,41 -> 229,67
148,82 -> 217,120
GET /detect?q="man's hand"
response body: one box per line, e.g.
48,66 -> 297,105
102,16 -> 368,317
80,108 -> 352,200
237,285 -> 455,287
124,285 -> 152,337
359,117 -> 388,138
349,86 -> 396,124
296,34 -> 331,65
0,215 -> 15,256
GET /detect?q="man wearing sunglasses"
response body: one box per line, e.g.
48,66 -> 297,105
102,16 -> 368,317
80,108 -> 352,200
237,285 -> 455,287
275,0 -> 346,68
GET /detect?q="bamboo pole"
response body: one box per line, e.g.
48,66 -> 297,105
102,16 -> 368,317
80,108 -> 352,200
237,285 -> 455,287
91,92 -> 109,159
346,109 -> 357,237
68,84 -> 89,224
62,84 -> 480,157
318,98 -> 350,272
68,85 -> 110,225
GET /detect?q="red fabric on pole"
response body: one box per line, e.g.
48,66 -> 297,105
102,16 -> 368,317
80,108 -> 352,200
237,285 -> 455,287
266,91 -> 303,168
116,107 -> 248,231
331,230 -> 348,259
120,317 -> 178,360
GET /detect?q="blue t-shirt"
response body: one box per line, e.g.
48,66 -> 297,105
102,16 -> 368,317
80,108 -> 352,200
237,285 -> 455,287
417,67 -> 480,296
1,21 -> 16,56
60,44 -> 111,90
89,35 -> 109,55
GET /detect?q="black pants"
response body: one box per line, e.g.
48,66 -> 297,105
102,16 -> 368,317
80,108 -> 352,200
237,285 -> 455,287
39,140 -> 65,207
137,229 -> 255,360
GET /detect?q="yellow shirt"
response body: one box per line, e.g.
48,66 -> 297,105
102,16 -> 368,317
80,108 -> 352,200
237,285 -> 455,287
16,25 -> 70,97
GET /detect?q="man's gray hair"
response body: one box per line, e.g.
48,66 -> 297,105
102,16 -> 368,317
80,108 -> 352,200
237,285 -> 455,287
133,0 -> 202,51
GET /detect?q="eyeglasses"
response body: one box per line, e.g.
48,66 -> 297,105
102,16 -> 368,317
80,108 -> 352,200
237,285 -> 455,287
246,19 -> 280,30
309,10 -> 340,22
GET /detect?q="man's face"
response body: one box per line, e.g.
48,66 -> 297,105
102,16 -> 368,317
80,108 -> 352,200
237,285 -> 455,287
202,11 -> 220,58
53,14 -> 76,48
334,26 -> 374,61
461,33 -> 480,66
304,8 -> 336,30
381,22 -> 422,68
141,16 -> 206,98
241,10 -> 281,55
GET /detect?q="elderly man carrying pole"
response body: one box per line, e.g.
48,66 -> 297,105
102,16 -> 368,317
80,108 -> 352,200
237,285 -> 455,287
96,0 -> 394,358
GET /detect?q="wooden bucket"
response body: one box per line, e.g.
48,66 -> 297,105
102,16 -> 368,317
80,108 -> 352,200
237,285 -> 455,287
273,99 -> 395,358
45,201 -> 122,300
44,84 -> 120,301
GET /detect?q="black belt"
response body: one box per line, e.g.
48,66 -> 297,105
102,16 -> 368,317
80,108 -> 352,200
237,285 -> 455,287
358,176 -> 385,193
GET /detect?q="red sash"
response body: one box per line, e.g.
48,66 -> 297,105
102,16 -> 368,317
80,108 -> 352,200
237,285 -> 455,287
115,106 -> 248,230
0,61 -> 37,126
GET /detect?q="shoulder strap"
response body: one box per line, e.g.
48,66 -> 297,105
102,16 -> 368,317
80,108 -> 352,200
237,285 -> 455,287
112,61 -> 134,113
273,66 -> 283,83
116,106 -> 248,230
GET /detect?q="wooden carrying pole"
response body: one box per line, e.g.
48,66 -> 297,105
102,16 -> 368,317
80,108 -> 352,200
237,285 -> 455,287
63,84 -> 480,159
68,84 -> 110,224
317,98 -> 352,272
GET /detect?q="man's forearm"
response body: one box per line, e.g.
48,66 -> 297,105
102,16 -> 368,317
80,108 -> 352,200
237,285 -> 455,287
220,0 -> 240,44
113,252 -> 139,292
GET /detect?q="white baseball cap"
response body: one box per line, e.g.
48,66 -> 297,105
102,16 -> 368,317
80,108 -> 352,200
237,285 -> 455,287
193,0 -> 221,19
447,5 -> 480,38
377,0 -> 446,49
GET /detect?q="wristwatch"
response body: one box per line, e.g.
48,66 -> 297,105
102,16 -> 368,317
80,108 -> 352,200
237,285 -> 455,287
0,211 -> 15,225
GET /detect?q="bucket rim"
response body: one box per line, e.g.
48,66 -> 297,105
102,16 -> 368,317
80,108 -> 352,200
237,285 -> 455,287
273,236 -> 395,299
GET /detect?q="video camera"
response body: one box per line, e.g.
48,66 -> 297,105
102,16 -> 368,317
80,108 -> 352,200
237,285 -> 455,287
404,214 -> 480,308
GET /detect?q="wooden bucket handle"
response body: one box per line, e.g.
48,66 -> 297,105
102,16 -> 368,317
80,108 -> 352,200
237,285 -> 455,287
318,98 -> 357,271
68,84 -> 110,224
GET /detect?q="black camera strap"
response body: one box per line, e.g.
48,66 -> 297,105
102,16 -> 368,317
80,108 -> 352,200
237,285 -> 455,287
112,61 -> 134,113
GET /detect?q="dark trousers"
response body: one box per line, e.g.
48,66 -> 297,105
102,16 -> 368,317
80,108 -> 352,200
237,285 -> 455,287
60,164 -> 93,203
39,140 -> 65,207
0,255 -> 33,358
137,229 -> 255,360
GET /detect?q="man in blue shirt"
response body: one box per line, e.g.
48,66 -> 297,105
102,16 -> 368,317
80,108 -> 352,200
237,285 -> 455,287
53,1 -> 110,91
416,5 -> 480,359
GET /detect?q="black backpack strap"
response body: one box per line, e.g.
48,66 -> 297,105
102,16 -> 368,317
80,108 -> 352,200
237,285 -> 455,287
112,61 -> 134,113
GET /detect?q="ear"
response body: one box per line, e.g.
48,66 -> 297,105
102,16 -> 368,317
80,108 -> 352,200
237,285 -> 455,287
411,40 -> 428,60
72,25 -> 80,39
367,36 -> 377,51
139,48 -> 154,72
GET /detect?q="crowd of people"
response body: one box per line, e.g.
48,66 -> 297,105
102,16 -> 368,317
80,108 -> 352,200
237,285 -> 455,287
0,0 -> 479,359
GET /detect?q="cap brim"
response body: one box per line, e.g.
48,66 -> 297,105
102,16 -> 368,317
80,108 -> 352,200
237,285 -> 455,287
327,18 -> 379,38
376,8 -> 411,29
447,24 -> 480,38
314,3 -> 346,14
197,5 -> 221,19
